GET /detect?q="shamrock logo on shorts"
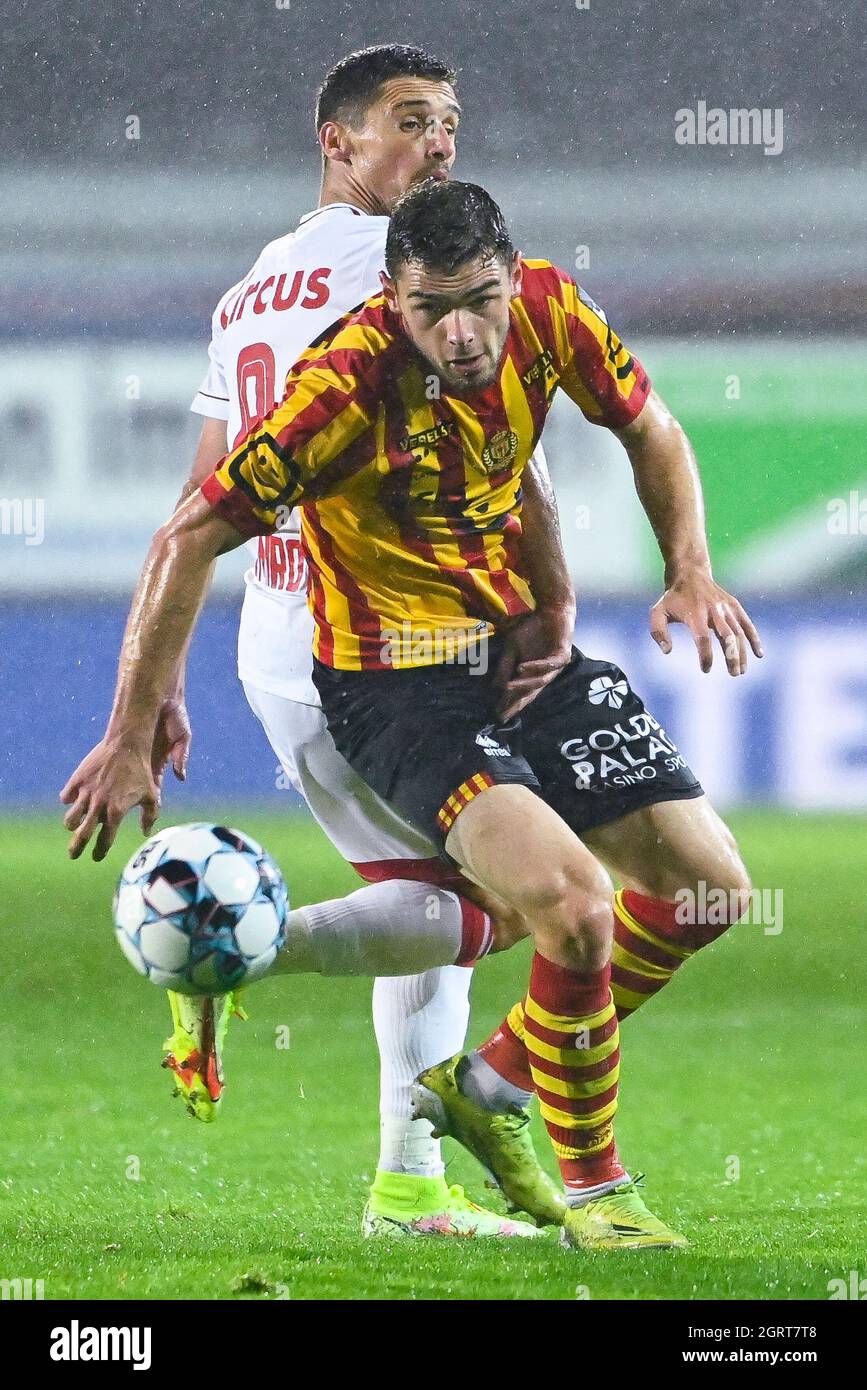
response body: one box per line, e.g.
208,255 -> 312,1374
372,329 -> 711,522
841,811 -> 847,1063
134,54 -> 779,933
587,675 -> 629,709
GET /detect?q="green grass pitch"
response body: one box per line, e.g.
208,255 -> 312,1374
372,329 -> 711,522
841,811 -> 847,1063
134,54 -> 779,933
1,810 -> 864,1301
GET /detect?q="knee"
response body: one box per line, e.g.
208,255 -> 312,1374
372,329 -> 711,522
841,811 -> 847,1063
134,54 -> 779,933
724,863 -> 753,924
677,857 -> 753,945
652,819 -> 752,929
702,834 -> 753,924
517,861 -> 614,967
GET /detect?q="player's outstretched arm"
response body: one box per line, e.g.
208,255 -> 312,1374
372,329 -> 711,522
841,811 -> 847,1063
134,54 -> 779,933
495,448 -> 577,719
615,390 -> 764,676
60,493 -> 242,861
150,417 -> 229,788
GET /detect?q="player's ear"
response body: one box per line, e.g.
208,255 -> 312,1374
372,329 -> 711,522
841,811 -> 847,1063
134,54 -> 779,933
509,252 -> 523,299
379,271 -> 399,312
319,120 -> 352,165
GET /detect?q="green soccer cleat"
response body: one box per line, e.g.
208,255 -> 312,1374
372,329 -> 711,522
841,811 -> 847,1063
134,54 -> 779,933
412,1054 -> 567,1227
161,989 -> 247,1122
561,1176 -> 688,1251
362,1171 -> 543,1239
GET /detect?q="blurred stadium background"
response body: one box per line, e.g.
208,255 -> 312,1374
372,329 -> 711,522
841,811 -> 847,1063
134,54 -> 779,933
1,2 -> 866,1302
2,1 -> 865,817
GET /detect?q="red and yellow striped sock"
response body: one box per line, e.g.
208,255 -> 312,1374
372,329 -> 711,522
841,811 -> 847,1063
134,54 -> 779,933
476,888 -> 743,1094
523,953 -> 625,1190
609,888 -> 696,1019
476,999 -> 531,1089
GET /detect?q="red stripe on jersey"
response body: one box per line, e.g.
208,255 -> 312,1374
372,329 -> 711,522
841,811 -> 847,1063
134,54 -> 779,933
484,563 -> 532,617
299,509 -> 334,668
201,472 -> 265,538
302,501 -> 386,666
378,421 -> 460,575
561,311 -> 648,427
505,306 -> 545,382
300,428 -> 379,503
294,346 -> 390,402
272,383 -> 364,456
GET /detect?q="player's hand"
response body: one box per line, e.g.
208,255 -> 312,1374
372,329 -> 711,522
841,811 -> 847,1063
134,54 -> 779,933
650,572 -> 763,675
151,697 -> 191,787
494,604 -> 575,720
60,736 -> 161,862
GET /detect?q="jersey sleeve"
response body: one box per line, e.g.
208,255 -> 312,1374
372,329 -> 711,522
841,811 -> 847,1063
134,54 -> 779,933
201,327 -> 385,537
190,298 -> 231,420
527,262 -> 651,428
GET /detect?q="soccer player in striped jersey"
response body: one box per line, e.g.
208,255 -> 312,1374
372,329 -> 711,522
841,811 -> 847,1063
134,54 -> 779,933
63,46 -> 571,1241
63,179 -> 762,1248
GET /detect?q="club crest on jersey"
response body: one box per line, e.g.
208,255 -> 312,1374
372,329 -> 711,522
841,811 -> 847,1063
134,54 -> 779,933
481,429 -> 519,472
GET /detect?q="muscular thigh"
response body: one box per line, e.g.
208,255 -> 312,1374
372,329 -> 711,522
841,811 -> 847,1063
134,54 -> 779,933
581,795 -> 749,899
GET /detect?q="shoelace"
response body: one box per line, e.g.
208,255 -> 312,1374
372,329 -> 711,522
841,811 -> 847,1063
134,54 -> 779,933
593,1177 -> 668,1226
446,1184 -> 483,1212
613,1171 -> 646,1194
488,1110 -> 530,1139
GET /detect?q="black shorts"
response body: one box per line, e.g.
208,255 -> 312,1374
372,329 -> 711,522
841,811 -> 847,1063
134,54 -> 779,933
312,646 -> 703,852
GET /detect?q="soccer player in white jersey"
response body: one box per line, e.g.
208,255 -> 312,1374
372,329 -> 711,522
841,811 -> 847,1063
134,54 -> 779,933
64,46 -> 574,1238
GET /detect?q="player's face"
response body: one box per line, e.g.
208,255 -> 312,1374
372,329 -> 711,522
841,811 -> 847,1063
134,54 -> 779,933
345,78 -> 460,211
382,253 -> 523,394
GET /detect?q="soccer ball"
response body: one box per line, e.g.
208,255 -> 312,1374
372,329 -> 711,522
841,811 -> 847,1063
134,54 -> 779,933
113,823 -> 289,995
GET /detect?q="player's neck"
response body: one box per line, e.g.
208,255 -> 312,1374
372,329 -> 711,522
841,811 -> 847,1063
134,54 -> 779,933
318,169 -> 388,218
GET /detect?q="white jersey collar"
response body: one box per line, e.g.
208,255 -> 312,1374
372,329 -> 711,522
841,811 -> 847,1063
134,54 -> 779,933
298,202 -> 370,224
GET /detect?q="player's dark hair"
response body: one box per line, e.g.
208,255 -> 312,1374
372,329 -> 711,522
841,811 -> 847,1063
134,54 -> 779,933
315,44 -> 457,131
385,179 -> 514,277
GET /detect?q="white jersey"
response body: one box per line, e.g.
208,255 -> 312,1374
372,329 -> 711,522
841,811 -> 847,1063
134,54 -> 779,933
191,203 -> 389,702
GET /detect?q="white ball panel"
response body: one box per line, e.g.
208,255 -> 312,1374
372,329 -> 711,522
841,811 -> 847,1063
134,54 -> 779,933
242,944 -> 278,984
142,875 -> 191,916
116,928 -> 148,977
148,966 -> 184,989
203,852 -> 260,906
114,883 -> 148,933
160,826 -> 222,864
234,900 -> 281,957
139,920 -> 191,972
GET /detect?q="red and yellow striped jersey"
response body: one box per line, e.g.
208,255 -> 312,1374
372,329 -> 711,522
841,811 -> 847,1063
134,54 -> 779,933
202,259 -> 650,670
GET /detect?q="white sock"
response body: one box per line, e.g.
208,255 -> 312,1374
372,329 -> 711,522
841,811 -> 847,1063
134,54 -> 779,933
373,965 -> 472,1178
272,881 -> 470,977
564,1174 -> 631,1207
460,1050 -> 534,1112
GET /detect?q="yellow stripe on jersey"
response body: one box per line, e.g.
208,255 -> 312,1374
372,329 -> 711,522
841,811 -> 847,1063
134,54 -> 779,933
202,260 -> 650,670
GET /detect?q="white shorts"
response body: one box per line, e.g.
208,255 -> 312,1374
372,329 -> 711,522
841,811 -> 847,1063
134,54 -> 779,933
242,681 -> 448,877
